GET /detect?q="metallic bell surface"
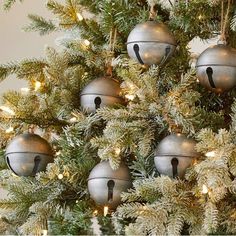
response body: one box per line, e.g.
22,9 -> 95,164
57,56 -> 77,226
127,21 -> 176,65
80,77 -> 125,113
154,133 -> 200,179
5,133 -> 54,177
88,161 -> 132,209
196,44 -> 236,93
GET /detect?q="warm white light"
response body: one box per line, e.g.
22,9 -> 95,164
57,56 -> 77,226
196,79 -> 200,83
76,13 -> 84,21
205,151 -> 216,157
58,174 -> 64,179
114,147 -> 121,155
83,39 -> 90,46
198,14 -> 203,20
34,81 -> 42,91
70,117 -> 77,123
5,127 -> 14,133
202,184 -> 208,194
0,106 -> 15,115
93,210 -> 98,216
55,151 -> 61,156
103,206 -> 109,216
125,94 -> 135,101
21,87 -> 30,94
41,229 -> 48,236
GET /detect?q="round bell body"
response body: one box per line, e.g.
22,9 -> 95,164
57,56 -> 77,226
88,161 -> 132,209
196,44 -> 236,93
5,133 -> 54,177
127,21 -> 176,65
154,133 -> 199,179
80,77 -> 125,113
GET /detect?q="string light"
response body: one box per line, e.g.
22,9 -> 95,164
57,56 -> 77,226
41,229 -> 48,236
198,14 -> 204,20
83,39 -> 90,46
0,106 -> 15,115
34,81 -> 42,91
5,127 -> 14,133
69,117 -> 77,123
55,151 -> 61,156
205,151 -> 216,157
202,184 -> 208,194
103,206 -> 109,216
58,174 -> 64,180
93,210 -> 98,216
76,13 -> 84,21
114,147 -> 121,155
125,94 -> 135,101
21,87 -> 30,94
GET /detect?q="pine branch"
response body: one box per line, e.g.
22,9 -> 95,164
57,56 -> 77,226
23,14 -> 57,35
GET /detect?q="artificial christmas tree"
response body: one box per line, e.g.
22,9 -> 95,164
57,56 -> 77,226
0,0 -> 236,235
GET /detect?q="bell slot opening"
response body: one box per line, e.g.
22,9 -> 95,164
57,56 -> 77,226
206,67 -> 216,88
159,45 -> 171,66
6,156 -> 18,176
107,179 -> 115,202
133,44 -> 144,65
31,155 -> 41,176
94,97 -> 102,110
171,157 -> 179,178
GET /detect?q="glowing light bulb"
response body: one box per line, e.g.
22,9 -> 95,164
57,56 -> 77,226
202,184 -> 208,194
34,81 -> 41,91
55,151 -> 61,156
5,127 -> 14,133
21,87 -> 30,94
0,106 -> 15,115
103,206 -> 109,216
41,229 -> 48,236
198,14 -> 203,20
70,117 -> 77,123
114,147 -> 121,155
83,39 -> 90,46
205,151 -> 216,157
93,210 -> 98,216
76,13 -> 84,21
58,174 -> 64,179
125,94 -> 135,101
196,79 -> 200,83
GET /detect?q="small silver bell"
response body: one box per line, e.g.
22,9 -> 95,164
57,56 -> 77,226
5,133 -> 54,176
87,161 -> 132,209
154,133 -> 200,179
80,77 -> 125,113
127,21 -> 176,65
196,43 -> 236,93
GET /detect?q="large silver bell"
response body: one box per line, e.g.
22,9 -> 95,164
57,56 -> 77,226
127,21 -> 176,65
196,44 -> 236,93
88,161 -> 132,209
80,77 -> 125,113
5,133 -> 54,176
154,133 -> 200,179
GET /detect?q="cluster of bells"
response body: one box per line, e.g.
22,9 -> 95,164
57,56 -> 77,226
81,20 -> 236,114
5,20 -> 234,210
5,132 -> 199,209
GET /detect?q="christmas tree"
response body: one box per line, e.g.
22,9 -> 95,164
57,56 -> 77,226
0,0 -> 236,235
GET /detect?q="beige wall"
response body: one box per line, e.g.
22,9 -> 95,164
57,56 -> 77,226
0,0 -> 59,96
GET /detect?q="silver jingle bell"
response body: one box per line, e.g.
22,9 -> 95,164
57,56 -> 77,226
80,77 -> 125,113
87,161 -> 132,209
196,44 -> 236,93
154,133 -> 200,179
127,21 -> 176,66
5,133 -> 54,176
